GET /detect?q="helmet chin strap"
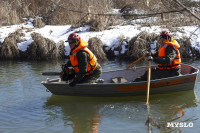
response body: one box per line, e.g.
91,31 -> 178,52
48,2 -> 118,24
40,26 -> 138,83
75,40 -> 80,46
166,36 -> 171,42
70,41 -> 80,54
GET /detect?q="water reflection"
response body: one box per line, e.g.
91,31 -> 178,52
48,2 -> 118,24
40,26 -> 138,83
44,90 -> 198,133
45,96 -> 104,133
148,90 -> 198,132
0,59 -> 199,133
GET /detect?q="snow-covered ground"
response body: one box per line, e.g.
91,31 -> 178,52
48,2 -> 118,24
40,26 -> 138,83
0,21 -> 199,56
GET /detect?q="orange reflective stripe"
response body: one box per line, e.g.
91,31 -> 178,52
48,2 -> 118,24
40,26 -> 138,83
116,76 -> 196,91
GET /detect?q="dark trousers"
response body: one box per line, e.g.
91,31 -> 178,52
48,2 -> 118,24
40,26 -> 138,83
134,67 -> 180,82
79,64 -> 102,83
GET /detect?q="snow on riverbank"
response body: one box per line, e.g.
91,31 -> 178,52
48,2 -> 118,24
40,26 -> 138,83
0,21 -> 199,56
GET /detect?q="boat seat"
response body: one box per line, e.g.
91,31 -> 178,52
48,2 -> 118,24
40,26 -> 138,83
111,77 -> 128,83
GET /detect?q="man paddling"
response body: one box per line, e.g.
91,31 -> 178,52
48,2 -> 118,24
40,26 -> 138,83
134,30 -> 181,81
66,33 -> 102,87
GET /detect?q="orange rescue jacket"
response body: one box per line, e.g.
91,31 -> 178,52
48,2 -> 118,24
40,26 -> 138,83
158,39 -> 181,69
70,40 -> 97,75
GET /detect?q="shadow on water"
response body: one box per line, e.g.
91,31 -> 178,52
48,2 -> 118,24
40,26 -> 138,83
44,90 -> 198,133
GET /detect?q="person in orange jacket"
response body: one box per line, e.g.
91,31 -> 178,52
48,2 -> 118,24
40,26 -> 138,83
134,30 -> 181,81
66,33 -> 102,87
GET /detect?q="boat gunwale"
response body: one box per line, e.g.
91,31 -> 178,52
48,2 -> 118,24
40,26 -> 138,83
42,64 -> 199,86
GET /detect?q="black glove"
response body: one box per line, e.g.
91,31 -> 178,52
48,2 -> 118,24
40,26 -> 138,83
69,81 -> 76,87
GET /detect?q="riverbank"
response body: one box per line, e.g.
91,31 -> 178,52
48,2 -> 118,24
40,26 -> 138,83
0,22 -> 200,61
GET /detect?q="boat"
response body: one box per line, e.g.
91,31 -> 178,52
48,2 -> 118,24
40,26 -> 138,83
41,64 -> 199,96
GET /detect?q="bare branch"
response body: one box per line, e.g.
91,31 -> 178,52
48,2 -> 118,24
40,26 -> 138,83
174,0 -> 200,21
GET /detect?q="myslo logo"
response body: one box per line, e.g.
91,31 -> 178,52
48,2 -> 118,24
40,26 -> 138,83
167,122 -> 193,127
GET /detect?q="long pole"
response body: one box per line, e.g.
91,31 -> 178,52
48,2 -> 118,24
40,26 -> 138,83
146,57 -> 152,133
146,59 -> 151,104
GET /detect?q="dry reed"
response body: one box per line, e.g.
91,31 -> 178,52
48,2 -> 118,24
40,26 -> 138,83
0,30 -> 24,59
26,32 -> 56,60
88,37 -> 107,62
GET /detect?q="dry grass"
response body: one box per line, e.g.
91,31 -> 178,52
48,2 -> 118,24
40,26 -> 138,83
0,28 -> 25,60
32,17 -> 46,28
127,31 -> 158,60
177,38 -> 200,59
118,0 -> 199,27
126,31 -> 200,60
0,1 -> 21,26
55,40 -> 66,59
0,0 -> 199,29
25,33 -> 66,60
88,37 -> 107,62
0,30 -> 24,59
26,32 -> 56,60
0,0 -> 199,60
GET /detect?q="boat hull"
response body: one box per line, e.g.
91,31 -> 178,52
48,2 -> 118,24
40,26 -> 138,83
42,64 -> 198,96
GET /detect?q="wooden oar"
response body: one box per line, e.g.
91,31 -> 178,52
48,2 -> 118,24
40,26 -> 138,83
126,54 -> 146,69
146,57 -> 151,104
42,72 -> 61,76
146,57 -> 152,133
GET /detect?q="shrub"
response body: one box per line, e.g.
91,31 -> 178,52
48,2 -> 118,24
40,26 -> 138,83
127,31 -> 158,60
32,17 -> 46,28
26,32 -> 56,60
177,38 -> 200,59
55,41 -> 66,59
88,37 -> 107,62
0,31 -> 22,59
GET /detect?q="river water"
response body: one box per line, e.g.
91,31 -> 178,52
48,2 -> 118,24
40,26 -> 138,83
0,59 -> 200,133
